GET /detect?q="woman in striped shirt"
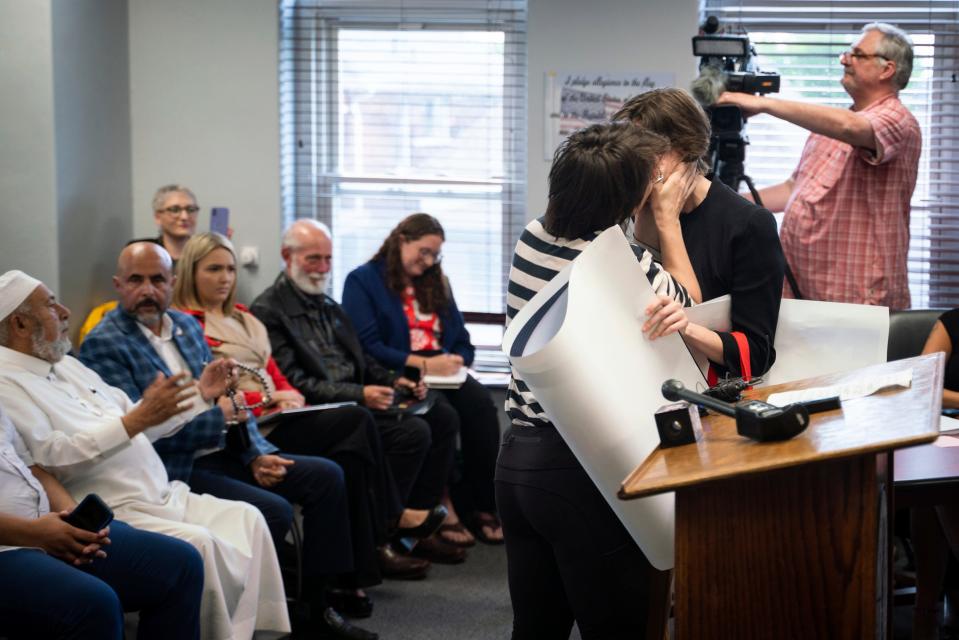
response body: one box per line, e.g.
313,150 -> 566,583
496,122 -> 700,639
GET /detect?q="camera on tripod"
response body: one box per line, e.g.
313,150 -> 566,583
690,16 -> 781,191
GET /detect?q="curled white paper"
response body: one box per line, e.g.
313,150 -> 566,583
503,227 -> 706,570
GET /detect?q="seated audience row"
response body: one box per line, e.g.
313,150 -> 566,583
0,270 -> 294,639
0,198 -> 513,639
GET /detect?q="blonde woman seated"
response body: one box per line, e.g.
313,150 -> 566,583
173,234 -> 456,591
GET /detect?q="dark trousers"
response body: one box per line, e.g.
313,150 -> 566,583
189,450 -> 353,593
495,425 -> 652,640
375,392 -> 459,509
0,520 -> 203,640
443,374 -> 500,514
265,405 -> 397,586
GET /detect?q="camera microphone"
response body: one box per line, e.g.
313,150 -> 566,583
702,15 -> 720,35
689,66 -> 726,107
661,379 -> 810,443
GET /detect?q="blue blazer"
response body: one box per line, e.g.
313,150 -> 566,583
78,307 -> 277,482
341,260 -> 475,371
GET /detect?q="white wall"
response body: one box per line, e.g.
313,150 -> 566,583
0,0 -> 132,339
128,0 -> 282,304
0,0 -> 60,288
526,0 -> 700,217
52,0 -> 133,331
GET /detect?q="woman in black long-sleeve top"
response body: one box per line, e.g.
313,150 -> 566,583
615,88 -> 786,381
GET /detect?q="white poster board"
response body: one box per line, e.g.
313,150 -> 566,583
684,296 -> 889,386
503,227 -> 705,570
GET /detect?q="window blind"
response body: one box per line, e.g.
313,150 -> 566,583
279,0 -> 528,313
699,0 -> 959,308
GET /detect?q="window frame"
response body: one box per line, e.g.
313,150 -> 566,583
279,2 -> 528,314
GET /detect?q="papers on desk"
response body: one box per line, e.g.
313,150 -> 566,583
424,367 -> 468,389
934,435 -> 959,448
503,227 -> 707,571
940,415 -> 959,435
766,369 -> 912,406
468,369 -> 511,388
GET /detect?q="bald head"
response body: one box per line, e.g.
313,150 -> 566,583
283,219 -> 332,250
118,242 -> 173,278
114,242 -> 175,331
282,219 -> 333,295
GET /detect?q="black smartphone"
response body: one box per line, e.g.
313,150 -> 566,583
64,493 -> 114,532
403,365 -> 421,383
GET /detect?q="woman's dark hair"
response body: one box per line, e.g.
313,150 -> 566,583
612,87 -> 711,174
543,122 -> 669,239
372,213 -> 449,313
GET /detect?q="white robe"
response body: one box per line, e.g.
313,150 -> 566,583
0,347 -> 291,640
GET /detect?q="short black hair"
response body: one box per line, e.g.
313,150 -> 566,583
543,122 -> 668,239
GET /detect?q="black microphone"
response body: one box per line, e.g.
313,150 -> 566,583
662,379 -> 734,416
661,379 -> 810,442
702,15 -> 720,35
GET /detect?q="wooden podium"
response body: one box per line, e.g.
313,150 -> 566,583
620,354 -> 944,639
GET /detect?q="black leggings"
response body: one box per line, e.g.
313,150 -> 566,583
265,405 -> 390,587
495,424 -> 653,640
441,374 -> 500,514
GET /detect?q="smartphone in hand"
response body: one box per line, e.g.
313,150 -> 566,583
64,494 -> 114,533
210,207 -> 230,236
402,365 -> 421,383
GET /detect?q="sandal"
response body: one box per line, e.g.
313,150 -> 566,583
437,521 -> 476,548
466,511 -> 505,545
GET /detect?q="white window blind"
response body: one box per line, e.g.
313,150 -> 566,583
279,0 -> 528,314
699,0 -> 959,308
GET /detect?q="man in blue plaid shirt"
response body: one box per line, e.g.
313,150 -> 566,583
80,242 -> 378,640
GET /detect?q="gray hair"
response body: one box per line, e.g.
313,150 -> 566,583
0,301 -> 32,347
862,22 -> 914,90
282,218 -> 332,250
152,184 -> 197,212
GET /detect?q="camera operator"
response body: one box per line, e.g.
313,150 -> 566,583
718,22 -> 920,309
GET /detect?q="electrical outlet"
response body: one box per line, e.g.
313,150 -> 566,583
239,246 -> 259,268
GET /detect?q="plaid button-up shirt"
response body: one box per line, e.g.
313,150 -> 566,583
781,93 -> 921,310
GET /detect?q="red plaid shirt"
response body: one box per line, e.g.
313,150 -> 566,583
781,94 -> 921,310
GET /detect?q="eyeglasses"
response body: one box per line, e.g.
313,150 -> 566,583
839,49 -> 888,63
418,248 -> 442,263
160,205 -> 200,215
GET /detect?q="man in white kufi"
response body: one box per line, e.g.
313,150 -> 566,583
0,270 -> 290,640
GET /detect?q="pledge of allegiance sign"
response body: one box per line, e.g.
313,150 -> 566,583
544,71 -> 675,160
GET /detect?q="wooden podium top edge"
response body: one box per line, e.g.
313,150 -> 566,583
619,353 -> 944,500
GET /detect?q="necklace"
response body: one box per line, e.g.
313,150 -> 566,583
224,363 -> 273,423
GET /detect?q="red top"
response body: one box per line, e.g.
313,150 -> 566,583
179,304 -> 295,417
403,287 -> 441,352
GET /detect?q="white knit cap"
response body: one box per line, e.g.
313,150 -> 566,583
0,270 -> 42,321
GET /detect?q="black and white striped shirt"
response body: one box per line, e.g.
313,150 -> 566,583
505,217 -> 692,427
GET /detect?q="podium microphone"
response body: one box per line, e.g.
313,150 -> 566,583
662,379 -> 810,442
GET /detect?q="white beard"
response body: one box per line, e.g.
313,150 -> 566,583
289,264 -> 329,296
33,327 -> 72,363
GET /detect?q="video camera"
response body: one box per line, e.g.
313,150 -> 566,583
690,16 -> 781,191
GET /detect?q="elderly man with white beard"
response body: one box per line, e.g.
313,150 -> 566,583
250,220 -> 467,564
0,270 -> 291,640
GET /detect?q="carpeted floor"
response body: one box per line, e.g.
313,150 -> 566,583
361,541 -> 515,639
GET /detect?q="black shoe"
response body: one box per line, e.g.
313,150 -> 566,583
312,606 -> 378,639
326,589 -> 374,619
410,533 -> 467,565
393,504 -> 447,540
377,545 -> 430,580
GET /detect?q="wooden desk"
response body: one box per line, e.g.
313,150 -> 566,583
620,354 -> 944,639
896,439 -> 959,507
